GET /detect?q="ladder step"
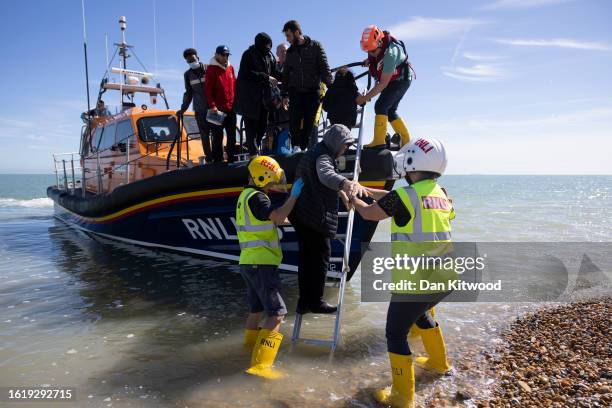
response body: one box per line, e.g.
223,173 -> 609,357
292,99 -> 365,352
326,270 -> 344,280
293,338 -> 334,347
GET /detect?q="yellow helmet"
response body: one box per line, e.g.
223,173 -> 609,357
248,156 -> 286,188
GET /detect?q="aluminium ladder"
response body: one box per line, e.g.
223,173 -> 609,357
290,101 -> 368,351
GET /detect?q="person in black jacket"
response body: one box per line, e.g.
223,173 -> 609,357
176,48 -> 212,163
281,20 -> 332,151
235,33 -> 281,156
289,124 -> 368,314
322,68 -> 359,129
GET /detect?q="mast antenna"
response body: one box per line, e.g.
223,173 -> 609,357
153,0 -> 158,74
119,16 -> 128,73
117,16 -> 129,105
192,0 -> 195,48
105,33 -> 109,68
80,0 -> 91,116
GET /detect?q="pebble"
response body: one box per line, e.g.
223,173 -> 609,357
455,390 -> 472,401
517,380 -> 532,393
487,299 -> 611,406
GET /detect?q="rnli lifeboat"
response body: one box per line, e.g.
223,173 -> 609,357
47,17 -> 396,280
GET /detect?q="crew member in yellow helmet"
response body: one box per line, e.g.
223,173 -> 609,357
357,25 -> 414,149
237,156 -> 303,379
351,137 -> 454,407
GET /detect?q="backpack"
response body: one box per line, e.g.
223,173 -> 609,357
322,69 -> 358,129
260,126 -> 292,156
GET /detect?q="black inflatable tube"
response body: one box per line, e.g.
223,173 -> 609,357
48,149 -> 395,218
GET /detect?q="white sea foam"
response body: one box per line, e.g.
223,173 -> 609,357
0,197 -> 53,208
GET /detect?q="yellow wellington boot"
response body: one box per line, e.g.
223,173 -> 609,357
246,329 -> 284,379
415,325 -> 451,374
243,328 -> 260,348
407,325 -> 422,339
390,117 -> 411,146
408,308 -> 436,339
365,114 -> 388,148
374,352 -> 415,408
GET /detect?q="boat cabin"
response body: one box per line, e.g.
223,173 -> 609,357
82,108 -> 204,194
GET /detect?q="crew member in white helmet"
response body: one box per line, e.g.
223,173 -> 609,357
350,137 -> 455,408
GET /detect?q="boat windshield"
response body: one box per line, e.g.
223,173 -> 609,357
138,116 -> 179,142
137,115 -> 200,142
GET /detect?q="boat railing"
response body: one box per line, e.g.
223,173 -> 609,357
166,114 -> 249,169
52,152 -> 83,195
76,125 -> 204,195
81,130 -> 158,194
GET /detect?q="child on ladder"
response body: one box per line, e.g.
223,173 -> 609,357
237,156 -> 304,379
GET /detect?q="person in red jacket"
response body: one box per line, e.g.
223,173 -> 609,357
204,45 -> 237,163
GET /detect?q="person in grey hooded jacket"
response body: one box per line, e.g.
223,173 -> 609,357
289,124 -> 368,314
176,48 -> 213,162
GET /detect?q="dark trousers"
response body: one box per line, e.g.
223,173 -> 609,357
194,111 -> 212,163
289,89 -> 320,150
293,218 -> 330,306
210,110 -> 237,163
385,292 -> 449,355
374,79 -> 411,122
244,107 -> 269,156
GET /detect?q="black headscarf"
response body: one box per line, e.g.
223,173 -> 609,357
254,32 -> 272,54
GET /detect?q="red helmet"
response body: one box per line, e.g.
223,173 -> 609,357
361,25 -> 383,52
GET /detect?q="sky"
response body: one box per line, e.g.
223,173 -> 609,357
0,0 -> 611,174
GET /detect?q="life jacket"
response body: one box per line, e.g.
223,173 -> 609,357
236,188 -> 282,266
390,179 -> 455,294
367,31 -> 414,82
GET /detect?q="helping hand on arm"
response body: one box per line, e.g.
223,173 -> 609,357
341,180 -> 370,199
350,194 -> 389,221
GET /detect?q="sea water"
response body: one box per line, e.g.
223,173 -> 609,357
0,174 -> 610,407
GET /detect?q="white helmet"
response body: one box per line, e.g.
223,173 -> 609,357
393,137 -> 448,178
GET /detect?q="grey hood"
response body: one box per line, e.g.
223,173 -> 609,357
323,124 -> 355,157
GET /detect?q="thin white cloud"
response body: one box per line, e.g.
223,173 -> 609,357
497,38 -> 612,51
442,63 -> 506,82
389,17 -> 488,41
463,52 -> 505,61
479,0 -> 573,11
